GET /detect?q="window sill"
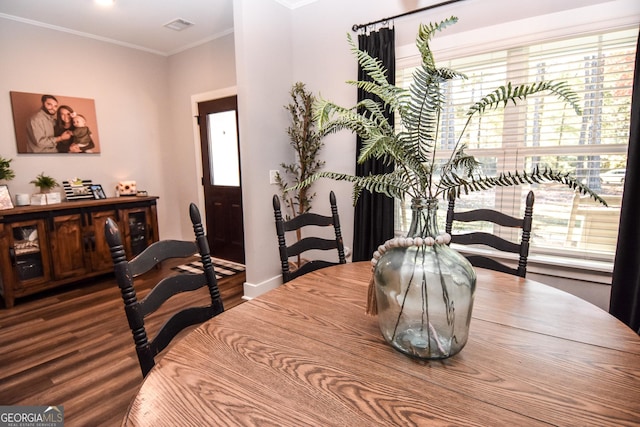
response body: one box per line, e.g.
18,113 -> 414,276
451,244 -> 613,285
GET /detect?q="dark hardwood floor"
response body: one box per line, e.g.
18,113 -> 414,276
0,258 -> 245,426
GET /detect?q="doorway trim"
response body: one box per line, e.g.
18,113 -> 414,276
190,86 -> 238,231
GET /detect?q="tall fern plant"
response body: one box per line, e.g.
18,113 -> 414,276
298,17 -> 606,208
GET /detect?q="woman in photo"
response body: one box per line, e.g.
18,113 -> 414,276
54,105 -> 76,153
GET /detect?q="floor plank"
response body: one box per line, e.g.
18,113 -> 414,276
0,258 -> 245,426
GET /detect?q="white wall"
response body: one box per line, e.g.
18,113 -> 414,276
234,0 -> 296,297
0,17 -> 236,242
0,19 -> 167,201
166,34 -> 237,239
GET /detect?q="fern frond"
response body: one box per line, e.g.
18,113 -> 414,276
313,99 -> 374,138
356,133 -> 397,163
434,67 -> 467,82
347,79 -> 409,115
347,33 -> 391,87
451,149 -> 482,177
438,166 -> 607,205
354,98 -> 395,133
403,66 -> 444,163
467,81 -> 582,117
416,17 -> 458,70
290,170 -> 411,205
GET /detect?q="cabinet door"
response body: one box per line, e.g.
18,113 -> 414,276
5,219 -> 52,290
119,207 -> 155,259
87,209 -> 116,272
49,213 -> 90,280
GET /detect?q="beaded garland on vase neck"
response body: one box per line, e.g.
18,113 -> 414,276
368,198 -> 476,360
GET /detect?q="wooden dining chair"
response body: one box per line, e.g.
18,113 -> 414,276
273,190 -> 346,283
104,202 -> 224,378
445,191 -> 535,278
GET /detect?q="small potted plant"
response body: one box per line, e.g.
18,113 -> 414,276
0,156 -> 15,182
30,172 -> 59,193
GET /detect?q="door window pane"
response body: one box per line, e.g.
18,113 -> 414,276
208,110 -> 239,187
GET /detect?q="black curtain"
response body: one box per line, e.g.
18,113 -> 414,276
352,27 -> 396,262
610,31 -> 640,333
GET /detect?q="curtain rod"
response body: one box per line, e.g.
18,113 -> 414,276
352,0 -> 466,32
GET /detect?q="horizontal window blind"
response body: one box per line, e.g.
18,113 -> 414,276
395,27 -> 638,263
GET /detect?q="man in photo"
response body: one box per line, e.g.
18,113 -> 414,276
26,94 -> 73,153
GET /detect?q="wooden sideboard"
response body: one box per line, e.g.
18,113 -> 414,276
0,196 -> 159,308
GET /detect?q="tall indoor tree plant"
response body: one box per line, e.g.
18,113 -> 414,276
276,82 -> 326,218
276,82 -> 326,268
296,17 -> 605,360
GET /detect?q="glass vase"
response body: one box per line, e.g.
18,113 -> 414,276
373,198 -> 476,359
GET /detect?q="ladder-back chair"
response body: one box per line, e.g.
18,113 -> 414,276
105,202 -> 224,377
273,191 -> 346,283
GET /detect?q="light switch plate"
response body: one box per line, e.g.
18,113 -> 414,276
269,170 -> 279,185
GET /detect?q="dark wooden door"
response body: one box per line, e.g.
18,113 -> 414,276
198,96 -> 245,264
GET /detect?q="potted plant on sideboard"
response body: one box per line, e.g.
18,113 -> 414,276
0,156 -> 15,182
30,172 -> 60,205
30,172 -> 59,193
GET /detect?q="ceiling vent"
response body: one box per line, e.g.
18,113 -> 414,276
163,18 -> 194,31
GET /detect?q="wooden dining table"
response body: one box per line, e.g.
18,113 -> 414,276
123,261 -> 640,426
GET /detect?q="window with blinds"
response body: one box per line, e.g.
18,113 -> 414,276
395,27 -> 638,264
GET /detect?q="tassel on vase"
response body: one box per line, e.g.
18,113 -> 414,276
365,274 -> 377,315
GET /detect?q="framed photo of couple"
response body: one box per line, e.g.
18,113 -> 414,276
9,91 -> 101,154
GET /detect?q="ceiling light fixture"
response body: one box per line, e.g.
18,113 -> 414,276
163,18 -> 195,32
95,0 -> 115,6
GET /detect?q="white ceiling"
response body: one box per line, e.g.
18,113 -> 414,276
0,0 -> 240,56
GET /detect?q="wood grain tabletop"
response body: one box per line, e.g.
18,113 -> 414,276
123,262 -> 640,426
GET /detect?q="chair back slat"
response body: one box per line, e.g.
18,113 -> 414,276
465,255 -> 520,277
149,306 -> 218,358
452,209 -> 523,228
138,273 -> 209,317
452,232 -> 521,254
284,212 -> 335,230
284,260 -> 337,282
286,237 -> 340,257
129,239 -> 198,277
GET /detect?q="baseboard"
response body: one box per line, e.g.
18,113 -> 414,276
242,274 -> 282,300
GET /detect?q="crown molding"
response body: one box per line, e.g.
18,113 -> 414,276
273,0 -> 318,10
